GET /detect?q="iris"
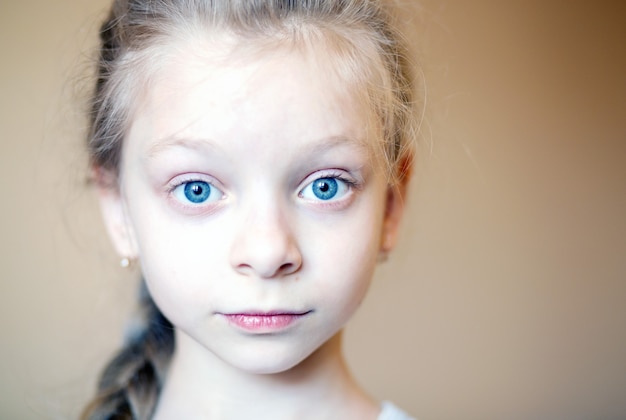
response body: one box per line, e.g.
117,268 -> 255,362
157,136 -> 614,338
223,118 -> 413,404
312,178 -> 338,200
184,181 -> 211,203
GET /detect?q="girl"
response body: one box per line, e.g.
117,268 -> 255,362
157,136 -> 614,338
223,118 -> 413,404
83,0 -> 419,418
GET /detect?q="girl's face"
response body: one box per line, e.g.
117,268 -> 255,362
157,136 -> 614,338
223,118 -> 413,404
99,36 -> 404,374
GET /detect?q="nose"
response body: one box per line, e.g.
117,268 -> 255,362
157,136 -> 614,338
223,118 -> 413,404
229,203 -> 302,279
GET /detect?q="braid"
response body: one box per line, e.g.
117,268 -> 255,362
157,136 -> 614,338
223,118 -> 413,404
81,282 -> 174,420
84,5 -> 174,418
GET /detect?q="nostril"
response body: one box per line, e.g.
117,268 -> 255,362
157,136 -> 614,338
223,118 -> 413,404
229,226 -> 302,278
279,262 -> 294,274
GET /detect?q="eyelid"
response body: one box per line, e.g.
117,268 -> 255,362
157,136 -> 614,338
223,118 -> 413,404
299,169 -> 360,190
166,173 -> 220,192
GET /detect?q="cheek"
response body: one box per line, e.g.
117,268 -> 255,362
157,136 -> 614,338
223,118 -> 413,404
137,229 -> 209,322
303,197 -> 385,306
125,199 -> 230,321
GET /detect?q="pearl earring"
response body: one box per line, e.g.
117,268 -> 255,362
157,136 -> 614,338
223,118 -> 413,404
120,257 -> 131,268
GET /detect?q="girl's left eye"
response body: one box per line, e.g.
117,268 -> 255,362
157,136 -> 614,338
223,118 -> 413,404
299,177 -> 351,202
172,180 -> 224,205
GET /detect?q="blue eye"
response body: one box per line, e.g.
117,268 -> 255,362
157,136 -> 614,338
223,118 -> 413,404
300,177 -> 350,201
172,180 -> 223,205
312,178 -> 338,200
184,181 -> 211,203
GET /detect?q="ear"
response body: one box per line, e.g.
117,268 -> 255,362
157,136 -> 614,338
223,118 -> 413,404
380,182 -> 407,254
94,169 -> 139,259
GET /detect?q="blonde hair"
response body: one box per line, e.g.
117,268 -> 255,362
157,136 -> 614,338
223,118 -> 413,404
84,0 -> 419,418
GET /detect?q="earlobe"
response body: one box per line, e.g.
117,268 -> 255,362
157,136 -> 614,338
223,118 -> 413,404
94,169 -> 139,260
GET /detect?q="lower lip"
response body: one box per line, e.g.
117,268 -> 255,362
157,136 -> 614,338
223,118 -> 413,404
223,313 -> 309,333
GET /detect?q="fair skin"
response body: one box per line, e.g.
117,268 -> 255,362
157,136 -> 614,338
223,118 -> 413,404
98,34 -> 405,420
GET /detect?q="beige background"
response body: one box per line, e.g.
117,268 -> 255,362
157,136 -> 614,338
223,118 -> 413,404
1,1 -> 625,419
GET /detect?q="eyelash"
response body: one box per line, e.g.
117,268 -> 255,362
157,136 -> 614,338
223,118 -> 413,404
298,171 -> 359,206
166,175 -> 225,212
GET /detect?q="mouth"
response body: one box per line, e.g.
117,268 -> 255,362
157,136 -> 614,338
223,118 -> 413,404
220,310 -> 312,333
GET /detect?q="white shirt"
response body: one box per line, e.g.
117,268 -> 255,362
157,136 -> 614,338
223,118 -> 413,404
377,401 -> 416,420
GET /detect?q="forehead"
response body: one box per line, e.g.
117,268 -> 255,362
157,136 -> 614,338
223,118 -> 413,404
126,34 -> 378,159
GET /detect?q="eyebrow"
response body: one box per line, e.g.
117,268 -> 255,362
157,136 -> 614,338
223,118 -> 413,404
301,135 -> 367,156
145,135 -> 222,159
145,134 -> 367,160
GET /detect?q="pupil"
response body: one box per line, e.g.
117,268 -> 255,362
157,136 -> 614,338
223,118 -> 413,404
192,185 -> 203,195
318,182 -> 329,192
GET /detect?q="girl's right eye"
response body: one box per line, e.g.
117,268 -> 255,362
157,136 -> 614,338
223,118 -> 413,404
172,180 -> 224,205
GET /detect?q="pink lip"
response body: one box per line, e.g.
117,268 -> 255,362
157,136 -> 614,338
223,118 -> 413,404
222,311 -> 311,333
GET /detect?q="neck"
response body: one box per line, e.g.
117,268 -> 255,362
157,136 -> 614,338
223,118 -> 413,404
153,330 -> 378,420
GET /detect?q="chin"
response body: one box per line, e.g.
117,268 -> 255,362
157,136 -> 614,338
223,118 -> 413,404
232,353 -> 313,375
216,340 -> 322,375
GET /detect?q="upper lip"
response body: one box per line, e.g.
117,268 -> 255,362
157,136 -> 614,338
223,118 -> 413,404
220,310 -> 312,316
